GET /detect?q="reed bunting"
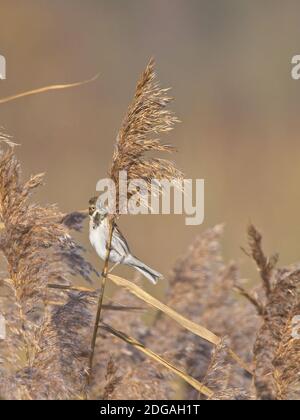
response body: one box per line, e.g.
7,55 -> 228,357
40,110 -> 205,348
88,197 -> 162,284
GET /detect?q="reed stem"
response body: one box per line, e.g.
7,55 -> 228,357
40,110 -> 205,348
84,216 -> 114,397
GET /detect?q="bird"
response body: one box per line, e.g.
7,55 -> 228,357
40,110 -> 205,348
88,196 -> 162,284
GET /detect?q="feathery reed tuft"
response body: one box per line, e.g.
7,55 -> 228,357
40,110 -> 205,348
0,145 -> 96,399
239,224 -> 300,400
253,269 -> 300,399
147,225 -> 257,399
109,58 -> 182,211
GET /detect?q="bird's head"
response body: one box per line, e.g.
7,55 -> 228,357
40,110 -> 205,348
88,196 -> 109,219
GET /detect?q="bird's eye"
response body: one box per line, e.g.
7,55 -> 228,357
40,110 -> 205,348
89,205 -> 96,214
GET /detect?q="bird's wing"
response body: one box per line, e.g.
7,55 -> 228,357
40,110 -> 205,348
112,223 -> 131,255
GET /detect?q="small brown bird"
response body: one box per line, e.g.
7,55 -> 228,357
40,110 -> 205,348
88,197 -> 162,284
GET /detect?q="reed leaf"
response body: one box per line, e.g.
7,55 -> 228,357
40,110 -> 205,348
108,274 -> 253,375
101,322 -> 214,398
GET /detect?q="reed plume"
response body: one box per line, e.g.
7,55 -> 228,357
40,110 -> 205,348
109,57 -> 182,209
203,339 -> 254,400
0,143 -> 95,399
253,268 -> 300,399
273,302 -> 300,400
147,225 -> 257,399
239,224 -> 300,400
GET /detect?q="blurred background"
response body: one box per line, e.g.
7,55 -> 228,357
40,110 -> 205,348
1,0 -> 300,289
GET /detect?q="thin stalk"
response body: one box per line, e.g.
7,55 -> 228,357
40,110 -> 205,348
48,283 -> 93,293
0,74 -> 99,105
84,216 -> 114,396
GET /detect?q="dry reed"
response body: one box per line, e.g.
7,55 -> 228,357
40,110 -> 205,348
238,224 -> 300,400
0,144 -> 95,399
86,58 -> 183,392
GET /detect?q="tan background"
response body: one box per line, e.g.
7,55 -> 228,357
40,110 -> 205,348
1,0 -> 300,288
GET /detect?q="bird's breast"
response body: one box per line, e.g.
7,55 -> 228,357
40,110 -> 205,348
89,223 -> 107,260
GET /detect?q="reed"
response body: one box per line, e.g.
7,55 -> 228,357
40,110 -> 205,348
0,143 -> 95,399
86,58 -> 183,393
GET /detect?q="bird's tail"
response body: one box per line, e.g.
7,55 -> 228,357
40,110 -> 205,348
126,256 -> 162,284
